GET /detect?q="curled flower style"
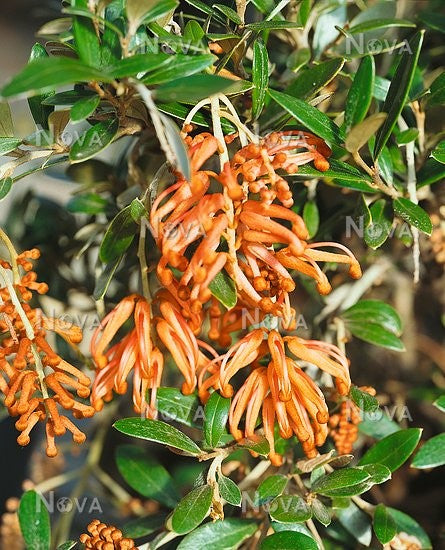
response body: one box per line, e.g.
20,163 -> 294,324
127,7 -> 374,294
80,520 -> 135,549
90,294 -> 163,418
0,248 -> 94,457
199,327 -> 351,464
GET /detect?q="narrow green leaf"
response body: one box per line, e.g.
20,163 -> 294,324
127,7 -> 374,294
213,4 -> 242,25
365,198 -> 394,249
373,31 -> 424,159
303,200 -> 319,238
346,322 -> 405,351
0,101 -> 14,136
246,21 -> 302,31
99,205 -> 137,262
116,445 -> 180,507
393,197 -> 432,235
159,113 -> 191,181
373,504 -> 397,544
269,495 -> 312,523
171,485 -> 213,534
311,499 -> 331,526
108,53 -> 171,78
218,474 -> 242,506
411,433 -> 445,469
70,118 -> 119,163
209,271 -> 237,309
348,18 -> 416,34
426,72 -> 445,106
122,514 -> 166,539
156,387 -> 202,428
57,543 -> 77,550
286,58 -> 345,101
261,532 -> 317,550
0,137 -> 21,156
177,519 -> 258,550
204,391 -> 231,448
67,193 -> 107,214
252,40 -> 268,120
345,112 -> 387,153
359,428 -> 422,472
154,74 -> 236,103
397,128 -> 419,145
43,89 -> 97,106
342,300 -> 402,335
268,89 -> 345,146
350,386 -> 379,413
183,20 -> 205,43
359,412 -> 400,440
433,395 -> 445,413
143,54 -> 216,85
18,491 -> 51,550
0,177 -> 13,201
114,418 -> 202,456
311,468 -> 371,497
27,44 -> 54,129
71,95 -> 100,123
93,255 -> 122,300
345,55 -> 375,132
417,158 -> 445,188
72,0 -> 101,66
431,141 -> 445,164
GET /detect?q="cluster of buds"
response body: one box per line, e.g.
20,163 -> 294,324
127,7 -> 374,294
0,247 -> 94,456
80,520 -> 135,549
328,387 -> 376,454
92,128 -> 363,463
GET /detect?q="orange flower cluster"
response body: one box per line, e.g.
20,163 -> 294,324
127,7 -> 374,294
0,248 -> 94,456
92,129 -> 362,462
329,386 -> 376,454
80,520 -> 135,549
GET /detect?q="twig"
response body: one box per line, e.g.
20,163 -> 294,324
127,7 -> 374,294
0,228 -> 20,283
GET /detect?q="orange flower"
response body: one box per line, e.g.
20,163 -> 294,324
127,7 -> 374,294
80,520 -> 135,549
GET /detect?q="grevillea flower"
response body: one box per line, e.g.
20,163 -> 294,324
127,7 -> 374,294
90,294 -> 163,418
80,520 -> 135,549
0,248 -> 94,457
199,328 -> 350,464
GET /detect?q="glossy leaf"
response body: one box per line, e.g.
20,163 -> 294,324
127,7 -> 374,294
337,503 -> 372,546
1,57 -> 113,99
359,428 -> 422,472
411,433 -> 445,469
0,178 -> 13,200
269,495 -> 312,523
0,138 -> 21,156
158,113 -> 191,181
350,386 -> 379,413
93,255 -> 122,300
397,128 -> 419,145
268,89 -> 345,146
213,4 -> 242,25
345,55 -> 375,132
156,387 -> 202,428
365,198 -> 394,249
261,532 -> 317,550
0,102 -> 14,136
342,300 -> 402,335
311,468 -> 371,497
143,54 -> 216,85
43,89 -> 97,106
116,445 -> 179,507
177,519 -> 258,550
373,504 -> 396,544
387,508 -> 433,549
359,463 -> 392,485
345,112 -> 387,153
70,118 -> 119,163
433,395 -> 445,413
171,485 -> 213,534
18,491 -> 51,550
27,43 -> 54,129
70,95 -> 100,123
345,322 -> 405,351
285,58 -> 345,100
67,193 -> 107,214
154,74 -> 236,103
99,205 -> 137,262
122,514 -> 166,539
56,543 -> 77,550
72,0 -> 101,66
303,201 -> 319,238
114,418 -> 202,456
245,21 -> 302,31
348,18 -> 416,34
209,271 -> 237,309
204,391 -> 230,448
393,197 -> 432,235
256,475 -> 288,505
218,474 -> 242,506
252,40 -> 268,120
417,158 -> 445,188
373,31 -> 424,159
108,53 -> 171,78
359,411 -> 400,440
426,72 -> 445,106
431,141 -> 445,164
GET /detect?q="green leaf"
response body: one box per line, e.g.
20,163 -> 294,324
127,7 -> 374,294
411,433 -> 445,469
311,468 -> 371,497
171,485 -> 213,534
431,141 -> 445,164
268,89 -> 344,146
418,11 -> 445,35
213,4 -> 242,25
373,31 -> 424,159
359,463 -> 392,484
127,0 -> 178,29
286,58 -> 345,101
245,21 -> 302,31
256,475 -> 288,505
0,176 -> 13,200
70,118 -> 118,163
116,445 -> 180,508
345,322 -> 405,351
143,54 -> 216,85
70,95 -> 100,122
18,491 -> 51,550
345,112 -> 387,153
43,89 -> 97,106
122,514 -> 166,539
350,386 -> 379,413
27,44 -> 54,129
0,137 -> 21,156
337,503 -> 372,546
67,193 -> 107,214
348,18 -> 416,34
99,205 -> 137,262
218,474 -> 242,506
397,128 -> 419,145
303,201 -> 319,238
433,395 -> 445,413
0,102 -> 14,136
154,74 -> 236,103
238,436 -> 270,456
114,418 -> 202,456
393,197 -> 432,235
108,53 -> 171,78
269,495 -> 312,523
261,532 -> 317,550
183,20 -> 205,43
342,300 -> 402,335
387,508 -> 432,549
311,499 -> 331,526
426,72 -> 445,106
204,391 -> 231,448
159,113 -> 191,181
359,428 -> 422,472
72,0 -> 101,66
1,57 -> 113,99
156,387 -> 202,428
93,255 -> 122,300
57,543 -> 77,550
359,411 -> 400,439
209,270 -> 237,309
177,519 -> 258,550
417,158 -> 445,188
365,198 -> 393,249
252,40 -> 268,120
345,55 -> 375,132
